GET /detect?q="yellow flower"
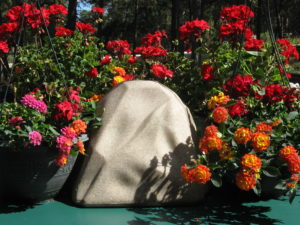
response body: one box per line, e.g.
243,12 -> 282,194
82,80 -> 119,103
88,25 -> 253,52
113,66 -> 126,76
207,92 -> 230,110
112,75 -> 126,86
87,94 -> 104,102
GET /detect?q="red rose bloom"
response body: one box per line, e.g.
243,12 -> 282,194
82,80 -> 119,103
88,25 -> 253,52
106,40 -> 132,57
54,101 -> 81,121
134,46 -> 167,58
263,84 -> 284,103
151,64 -> 174,79
220,5 -> 254,22
201,64 -> 214,81
244,38 -> 264,51
91,7 -> 105,15
141,30 -> 167,47
179,19 -> 210,41
86,68 -> 98,78
48,4 -> 67,15
100,55 -> 111,65
223,74 -> 254,97
228,100 -> 248,117
128,56 -> 137,64
55,26 -> 74,37
0,41 -> 9,53
76,22 -> 96,34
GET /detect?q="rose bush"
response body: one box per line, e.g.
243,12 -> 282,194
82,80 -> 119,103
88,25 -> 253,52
179,4 -> 300,203
1,1 -> 300,204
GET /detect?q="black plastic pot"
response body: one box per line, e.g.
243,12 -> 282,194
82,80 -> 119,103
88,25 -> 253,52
0,147 -> 77,202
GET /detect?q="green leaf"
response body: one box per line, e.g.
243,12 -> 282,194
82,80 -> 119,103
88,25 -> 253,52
49,127 -> 60,135
211,174 -> 222,188
262,167 -> 281,177
289,189 -> 296,204
246,51 -> 260,56
25,125 -> 32,133
287,111 -> 299,121
253,181 -> 261,196
231,139 -> 237,147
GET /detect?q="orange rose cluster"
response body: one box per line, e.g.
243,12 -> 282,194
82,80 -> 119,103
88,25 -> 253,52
280,146 -> 300,174
199,125 -> 233,161
236,153 -> 262,191
234,126 -> 270,152
181,164 -> 212,184
199,125 -> 222,154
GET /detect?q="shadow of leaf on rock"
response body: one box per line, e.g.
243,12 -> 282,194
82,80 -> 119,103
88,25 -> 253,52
133,136 -> 207,206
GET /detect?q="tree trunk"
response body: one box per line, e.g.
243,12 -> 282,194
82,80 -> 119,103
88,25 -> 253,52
256,0 -> 262,39
171,0 -> 179,51
66,0 -> 78,30
132,0 -> 139,54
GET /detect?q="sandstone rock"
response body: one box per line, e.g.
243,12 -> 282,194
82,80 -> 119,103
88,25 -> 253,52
72,80 -> 207,207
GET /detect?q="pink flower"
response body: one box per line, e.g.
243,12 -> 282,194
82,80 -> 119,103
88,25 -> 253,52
61,127 -> 77,140
29,131 -> 42,146
20,94 -> 48,113
56,135 -> 73,153
8,116 -> 23,128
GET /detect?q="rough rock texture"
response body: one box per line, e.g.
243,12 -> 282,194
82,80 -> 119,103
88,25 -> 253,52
72,80 -> 207,207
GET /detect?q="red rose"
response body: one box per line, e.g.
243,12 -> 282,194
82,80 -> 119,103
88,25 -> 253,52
201,64 -> 214,81
55,26 -> 74,37
228,101 -> 248,117
0,41 -> 9,53
244,38 -> 264,51
223,74 -> 254,97
106,40 -> 132,57
76,22 -> 96,34
100,55 -> 111,65
48,4 -> 67,15
134,46 -> 167,58
86,68 -> 98,78
128,56 -> 137,64
91,7 -> 105,15
151,64 -> 173,79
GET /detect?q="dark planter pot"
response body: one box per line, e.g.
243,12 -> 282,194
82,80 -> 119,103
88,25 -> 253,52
0,147 -> 77,202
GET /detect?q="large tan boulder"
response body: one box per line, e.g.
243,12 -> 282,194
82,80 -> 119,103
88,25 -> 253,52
72,80 -> 207,207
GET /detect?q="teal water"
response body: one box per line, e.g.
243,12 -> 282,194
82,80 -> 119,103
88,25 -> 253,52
1,196 -> 299,225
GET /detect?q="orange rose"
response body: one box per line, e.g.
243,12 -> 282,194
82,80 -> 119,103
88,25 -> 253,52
251,132 -> 270,152
279,145 -> 298,161
241,153 -> 262,172
234,127 -> 252,145
181,164 -> 195,183
204,125 -> 218,137
194,164 -> 212,184
235,170 -> 256,191
212,106 -> 229,123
